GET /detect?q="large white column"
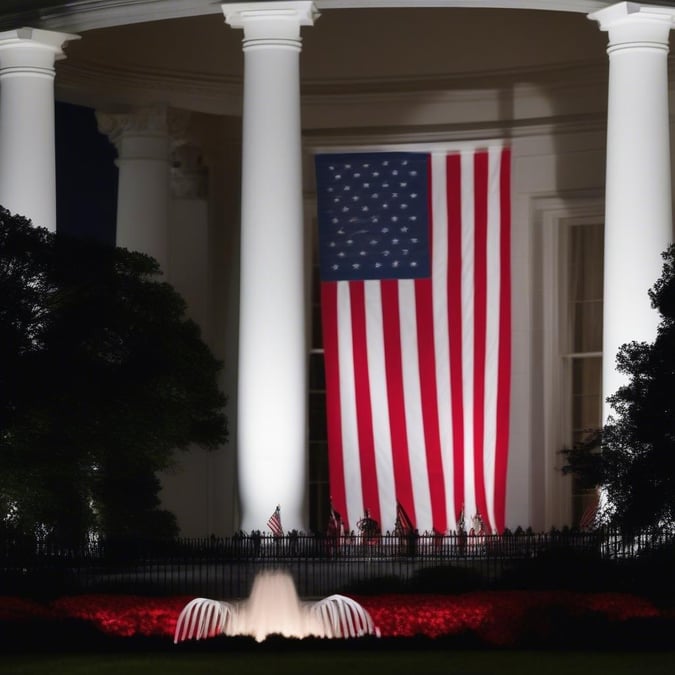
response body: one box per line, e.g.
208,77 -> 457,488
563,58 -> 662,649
590,3 -> 675,419
96,107 -> 184,274
0,28 -> 78,232
224,2 -> 318,533
160,142 -> 213,537
168,142 -> 210,331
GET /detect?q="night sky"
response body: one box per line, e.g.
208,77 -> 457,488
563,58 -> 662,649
55,101 -> 117,246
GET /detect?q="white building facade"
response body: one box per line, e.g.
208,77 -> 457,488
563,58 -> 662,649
0,0 -> 673,535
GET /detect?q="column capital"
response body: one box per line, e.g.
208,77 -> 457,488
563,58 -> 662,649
96,106 -> 190,158
0,27 -> 79,72
0,27 -> 76,232
96,106 -> 169,144
223,1 -> 318,47
589,2 -> 675,49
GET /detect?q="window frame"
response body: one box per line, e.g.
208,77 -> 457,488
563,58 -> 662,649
534,194 -> 604,528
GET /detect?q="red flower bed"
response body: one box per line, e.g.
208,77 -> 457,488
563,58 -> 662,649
0,591 -> 665,645
354,591 -> 661,645
355,594 -> 490,639
50,594 -> 192,638
0,596 -> 57,622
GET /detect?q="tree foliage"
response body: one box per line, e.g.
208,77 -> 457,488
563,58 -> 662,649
0,208 -> 227,545
564,245 -> 675,534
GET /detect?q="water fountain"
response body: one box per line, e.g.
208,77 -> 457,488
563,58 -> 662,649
174,569 -> 380,643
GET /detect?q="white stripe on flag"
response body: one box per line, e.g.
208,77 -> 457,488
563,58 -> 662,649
460,149 -> 476,523
365,279 -> 396,530
483,146 -> 502,530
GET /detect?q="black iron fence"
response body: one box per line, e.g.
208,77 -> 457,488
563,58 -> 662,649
1,528 -> 673,600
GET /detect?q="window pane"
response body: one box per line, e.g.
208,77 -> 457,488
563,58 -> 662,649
572,358 -> 602,433
312,307 -> 323,350
570,224 -> 603,301
573,300 -> 603,352
570,356 -> 602,523
569,223 -> 603,353
572,396 -> 602,434
309,352 -> 325,391
568,222 -> 603,527
309,391 -> 327,440
572,357 -> 602,396
309,441 -> 329,481
309,481 -> 330,534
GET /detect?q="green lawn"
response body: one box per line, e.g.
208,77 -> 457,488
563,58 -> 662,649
2,650 -> 675,675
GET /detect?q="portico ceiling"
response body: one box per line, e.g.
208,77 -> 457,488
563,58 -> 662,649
1,2 -> 616,115
5,1 -> 675,119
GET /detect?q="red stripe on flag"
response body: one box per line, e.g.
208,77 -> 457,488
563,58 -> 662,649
473,150 -> 490,529
415,277 -> 446,533
420,155 -> 447,533
321,283 -> 349,530
349,281 -> 380,526
381,279 -> 416,526
446,153 -> 465,522
494,147 -> 512,533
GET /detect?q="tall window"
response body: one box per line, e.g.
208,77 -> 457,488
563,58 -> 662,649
566,222 -> 603,524
308,228 -> 329,532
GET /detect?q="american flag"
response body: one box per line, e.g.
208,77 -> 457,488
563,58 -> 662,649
267,505 -> 283,537
457,504 -> 466,534
579,494 -> 599,531
395,500 -> 415,536
315,145 -> 511,535
327,502 -> 344,538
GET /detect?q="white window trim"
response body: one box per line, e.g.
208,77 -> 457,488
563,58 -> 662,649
532,193 -> 603,529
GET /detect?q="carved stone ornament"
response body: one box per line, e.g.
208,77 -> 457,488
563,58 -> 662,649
170,142 -> 208,199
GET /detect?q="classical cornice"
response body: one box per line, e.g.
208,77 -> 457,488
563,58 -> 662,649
54,58 -> 243,115
54,54 -> 611,117
0,1 -> 221,33
301,114 -> 610,158
301,59 -> 610,96
56,59 -> 241,98
0,1 -> 614,33
315,1 -> 609,11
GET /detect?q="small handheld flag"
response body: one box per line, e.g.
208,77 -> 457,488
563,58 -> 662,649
395,501 -> 415,536
267,505 -> 283,537
327,502 -> 344,537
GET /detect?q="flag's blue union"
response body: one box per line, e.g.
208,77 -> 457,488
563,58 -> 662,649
315,153 -> 431,282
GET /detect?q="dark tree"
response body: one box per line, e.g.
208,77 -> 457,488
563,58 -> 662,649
0,208 -> 227,546
564,245 -> 675,534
